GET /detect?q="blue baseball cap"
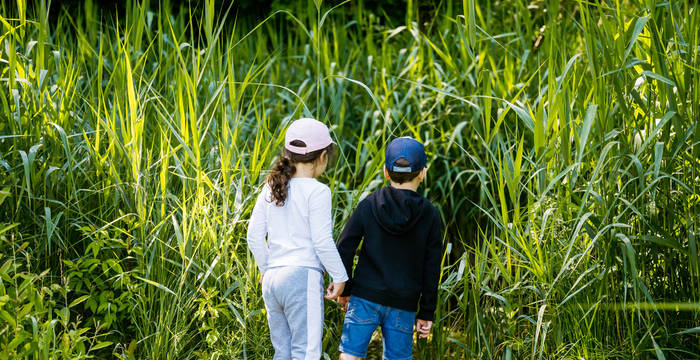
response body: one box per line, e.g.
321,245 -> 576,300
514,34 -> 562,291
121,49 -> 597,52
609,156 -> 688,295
385,137 -> 427,173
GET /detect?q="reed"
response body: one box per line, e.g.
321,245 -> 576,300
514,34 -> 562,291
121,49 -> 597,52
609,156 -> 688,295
0,0 -> 698,358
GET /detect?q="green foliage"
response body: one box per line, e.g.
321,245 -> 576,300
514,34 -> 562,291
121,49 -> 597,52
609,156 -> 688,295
0,197 -> 111,359
0,0 -> 699,359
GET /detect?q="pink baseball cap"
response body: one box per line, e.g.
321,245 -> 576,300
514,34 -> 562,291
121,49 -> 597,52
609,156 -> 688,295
284,118 -> 335,154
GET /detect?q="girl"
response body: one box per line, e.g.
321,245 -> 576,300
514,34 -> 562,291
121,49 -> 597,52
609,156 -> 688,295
247,118 -> 348,360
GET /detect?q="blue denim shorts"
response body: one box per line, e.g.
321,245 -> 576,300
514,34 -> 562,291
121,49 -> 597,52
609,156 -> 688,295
338,296 -> 415,360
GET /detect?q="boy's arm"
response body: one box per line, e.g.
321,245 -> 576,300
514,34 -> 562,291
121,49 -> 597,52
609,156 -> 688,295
246,188 -> 270,273
417,211 -> 444,322
336,202 -> 365,297
309,186 -> 349,283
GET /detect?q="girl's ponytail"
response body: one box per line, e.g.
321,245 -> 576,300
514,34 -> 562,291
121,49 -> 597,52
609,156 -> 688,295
266,136 -> 334,206
267,156 -> 296,206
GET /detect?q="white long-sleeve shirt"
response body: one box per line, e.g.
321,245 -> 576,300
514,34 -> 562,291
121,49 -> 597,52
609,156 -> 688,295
246,178 -> 349,283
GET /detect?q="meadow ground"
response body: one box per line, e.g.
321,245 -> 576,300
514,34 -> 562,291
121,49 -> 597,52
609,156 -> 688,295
0,0 -> 699,359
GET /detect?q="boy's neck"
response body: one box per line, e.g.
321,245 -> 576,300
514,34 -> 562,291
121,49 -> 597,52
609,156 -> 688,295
389,181 -> 419,192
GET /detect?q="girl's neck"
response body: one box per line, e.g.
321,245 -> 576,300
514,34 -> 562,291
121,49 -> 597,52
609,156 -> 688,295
292,162 -> 317,178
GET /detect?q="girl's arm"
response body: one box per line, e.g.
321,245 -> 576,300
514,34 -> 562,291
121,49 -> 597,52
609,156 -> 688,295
247,187 -> 270,273
308,186 -> 349,283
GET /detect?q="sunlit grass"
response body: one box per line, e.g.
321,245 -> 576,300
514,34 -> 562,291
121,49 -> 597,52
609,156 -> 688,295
0,0 -> 698,359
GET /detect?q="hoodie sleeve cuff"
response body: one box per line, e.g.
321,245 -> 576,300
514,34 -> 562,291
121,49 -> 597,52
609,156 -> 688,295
341,279 -> 353,297
416,309 -> 434,322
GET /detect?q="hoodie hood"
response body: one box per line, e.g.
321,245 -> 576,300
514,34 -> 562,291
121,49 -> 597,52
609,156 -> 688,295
368,186 -> 429,235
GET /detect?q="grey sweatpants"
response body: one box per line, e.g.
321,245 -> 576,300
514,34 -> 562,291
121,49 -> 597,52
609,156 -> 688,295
262,266 -> 325,360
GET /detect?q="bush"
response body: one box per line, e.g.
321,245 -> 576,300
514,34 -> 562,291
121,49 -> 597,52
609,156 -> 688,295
0,226 -> 111,358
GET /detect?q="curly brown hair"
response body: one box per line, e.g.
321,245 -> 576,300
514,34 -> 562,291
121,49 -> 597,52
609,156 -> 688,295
266,140 -> 335,206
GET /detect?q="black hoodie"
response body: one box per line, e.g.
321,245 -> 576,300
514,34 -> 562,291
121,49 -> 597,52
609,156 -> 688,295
337,186 -> 444,321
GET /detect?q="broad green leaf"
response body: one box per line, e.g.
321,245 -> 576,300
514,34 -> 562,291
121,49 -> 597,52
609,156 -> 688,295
69,295 -> 90,308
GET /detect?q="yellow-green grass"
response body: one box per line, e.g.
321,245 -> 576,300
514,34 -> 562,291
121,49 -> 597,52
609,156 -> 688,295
0,0 -> 698,358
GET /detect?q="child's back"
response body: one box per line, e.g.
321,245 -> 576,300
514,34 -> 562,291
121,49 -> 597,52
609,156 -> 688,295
250,177 -> 345,275
336,137 -> 443,360
337,186 -> 442,318
247,118 -> 347,360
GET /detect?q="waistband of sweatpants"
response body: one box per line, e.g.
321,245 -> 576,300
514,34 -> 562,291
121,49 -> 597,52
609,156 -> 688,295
265,265 -> 323,274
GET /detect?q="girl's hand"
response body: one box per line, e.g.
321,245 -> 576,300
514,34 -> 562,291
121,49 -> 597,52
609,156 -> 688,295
259,273 -> 264,284
324,282 -> 345,300
416,319 -> 432,339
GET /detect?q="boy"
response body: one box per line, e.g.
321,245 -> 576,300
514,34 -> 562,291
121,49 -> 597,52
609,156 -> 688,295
336,137 -> 444,360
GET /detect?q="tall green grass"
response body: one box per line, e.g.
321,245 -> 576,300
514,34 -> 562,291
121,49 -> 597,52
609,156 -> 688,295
0,0 -> 698,358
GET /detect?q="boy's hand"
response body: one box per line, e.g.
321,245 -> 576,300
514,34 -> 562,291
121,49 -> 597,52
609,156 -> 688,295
416,319 -> 432,339
324,282 -> 345,300
337,296 -> 350,312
